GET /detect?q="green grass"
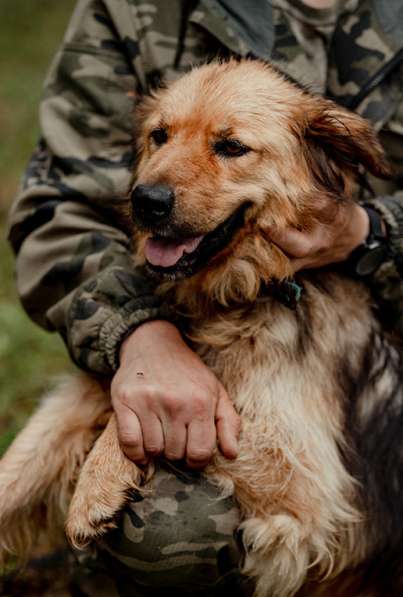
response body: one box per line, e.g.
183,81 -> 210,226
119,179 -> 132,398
0,0 -> 76,199
0,0 -> 77,454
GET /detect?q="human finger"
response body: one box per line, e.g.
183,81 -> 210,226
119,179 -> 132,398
116,407 -> 147,464
268,226 -> 316,259
186,418 -> 216,469
162,420 -> 187,461
215,386 -> 240,460
140,413 -> 165,457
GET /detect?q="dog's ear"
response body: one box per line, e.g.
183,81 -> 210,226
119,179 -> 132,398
304,101 -> 392,186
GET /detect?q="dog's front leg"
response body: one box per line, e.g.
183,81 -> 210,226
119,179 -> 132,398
208,465 -> 313,597
209,441 -> 356,597
0,375 -> 109,565
66,413 -> 144,548
240,513 -> 312,597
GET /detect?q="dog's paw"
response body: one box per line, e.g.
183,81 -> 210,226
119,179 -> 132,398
65,453 -> 143,549
241,514 -> 310,597
66,499 -> 119,549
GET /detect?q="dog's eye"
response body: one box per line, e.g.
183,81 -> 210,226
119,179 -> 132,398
150,127 -> 168,146
214,139 -> 251,158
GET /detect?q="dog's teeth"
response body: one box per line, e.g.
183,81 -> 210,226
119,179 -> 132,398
183,236 -> 203,254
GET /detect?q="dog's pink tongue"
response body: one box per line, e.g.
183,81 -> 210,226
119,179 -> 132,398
145,236 -> 203,267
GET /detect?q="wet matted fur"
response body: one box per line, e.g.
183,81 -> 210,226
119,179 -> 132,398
0,60 -> 402,597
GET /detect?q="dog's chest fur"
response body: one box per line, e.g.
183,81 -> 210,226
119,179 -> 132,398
184,272 -> 372,432
170,273 -> 387,567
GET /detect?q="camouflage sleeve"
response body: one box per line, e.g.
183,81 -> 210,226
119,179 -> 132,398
365,99 -> 403,336
8,0 -> 168,374
366,194 -> 403,335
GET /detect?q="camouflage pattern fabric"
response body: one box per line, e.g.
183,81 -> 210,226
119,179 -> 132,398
6,0 -> 403,594
328,1 -> 403,333
77,461 -> 253,597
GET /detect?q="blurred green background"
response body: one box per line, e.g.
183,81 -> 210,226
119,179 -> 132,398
0,0 -> 77,455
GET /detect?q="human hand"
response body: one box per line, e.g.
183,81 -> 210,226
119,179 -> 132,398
111,320 -> 240,468
269,202 -> 371,272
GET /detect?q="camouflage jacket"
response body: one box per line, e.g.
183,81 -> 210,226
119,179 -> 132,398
8,0 -> 403,375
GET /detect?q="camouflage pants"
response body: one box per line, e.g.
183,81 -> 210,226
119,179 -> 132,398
75,461 -> 254,597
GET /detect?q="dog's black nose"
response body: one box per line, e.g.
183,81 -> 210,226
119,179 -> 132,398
131,184 -> 175,224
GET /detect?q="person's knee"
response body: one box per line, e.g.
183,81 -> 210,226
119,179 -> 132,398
100,463 -> 243,589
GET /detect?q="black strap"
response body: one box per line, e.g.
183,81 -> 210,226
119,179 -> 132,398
365,206 -> 386,243
346,47 -> 403,111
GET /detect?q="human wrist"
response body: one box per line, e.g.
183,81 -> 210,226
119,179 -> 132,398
345,204 -> 370,258
119,320 -> 181,363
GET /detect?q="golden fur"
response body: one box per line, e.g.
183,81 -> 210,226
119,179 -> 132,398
0,60 -> 398,596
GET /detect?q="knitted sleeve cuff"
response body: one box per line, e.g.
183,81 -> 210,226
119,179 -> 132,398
67,265 -> 176,375
99,300 -> 174,372
366,195 -> 403,276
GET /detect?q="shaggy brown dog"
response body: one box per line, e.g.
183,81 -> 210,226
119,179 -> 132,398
0,60 -> 401,597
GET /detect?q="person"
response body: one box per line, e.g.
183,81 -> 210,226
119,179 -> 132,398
8,0 -> 403,594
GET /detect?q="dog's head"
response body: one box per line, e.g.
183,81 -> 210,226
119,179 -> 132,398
130,60 -> 390,304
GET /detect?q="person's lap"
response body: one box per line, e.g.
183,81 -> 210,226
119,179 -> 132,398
75,461 -> 253,596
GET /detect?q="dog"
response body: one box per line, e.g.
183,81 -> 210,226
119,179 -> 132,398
0,59 -> 402,597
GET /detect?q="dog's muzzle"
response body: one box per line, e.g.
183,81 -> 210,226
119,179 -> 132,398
137,203 -> 250,281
